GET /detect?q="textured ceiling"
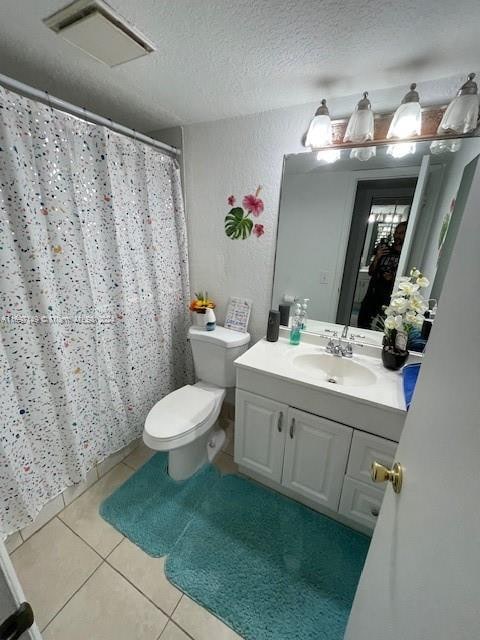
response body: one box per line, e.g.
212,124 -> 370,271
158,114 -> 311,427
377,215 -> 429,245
0,0 -> 479,131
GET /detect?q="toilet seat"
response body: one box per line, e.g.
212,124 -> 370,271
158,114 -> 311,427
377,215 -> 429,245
144,383 -> 222,450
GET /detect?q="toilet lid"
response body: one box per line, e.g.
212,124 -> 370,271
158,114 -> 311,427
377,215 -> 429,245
144,385 -> 216,440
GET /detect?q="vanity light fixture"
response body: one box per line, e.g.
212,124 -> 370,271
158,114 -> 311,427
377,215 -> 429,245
387,141 -> 417,158
430,73 -> 479,154
387,83 -> 422,139
437,73 -> 479,135
386,83 -> 421,159
344,92 -> 374,143
306,99 -> 333,149
430,138 -> 462,154
317,149 -> 341,163
350,146 -> 376,161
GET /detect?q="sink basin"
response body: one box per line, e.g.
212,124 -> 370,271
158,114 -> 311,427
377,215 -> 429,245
292,353 -> 377,387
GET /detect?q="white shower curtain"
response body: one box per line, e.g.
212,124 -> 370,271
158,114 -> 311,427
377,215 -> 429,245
0,86 -> 192,535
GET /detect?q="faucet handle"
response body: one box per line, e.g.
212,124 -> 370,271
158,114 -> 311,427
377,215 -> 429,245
349,332 -> 366,341
325,328 -> 338,337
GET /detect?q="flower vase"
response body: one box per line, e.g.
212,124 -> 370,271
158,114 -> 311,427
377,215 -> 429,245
193,310 -> 207,328
381,345 -> 409,371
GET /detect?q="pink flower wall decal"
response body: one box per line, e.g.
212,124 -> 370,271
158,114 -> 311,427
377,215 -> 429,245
253,223 -> 265,237
242,194 -> 264,216
225,185 -> 265,240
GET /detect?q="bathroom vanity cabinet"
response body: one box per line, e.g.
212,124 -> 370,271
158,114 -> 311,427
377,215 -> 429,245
234,345 -> 405,534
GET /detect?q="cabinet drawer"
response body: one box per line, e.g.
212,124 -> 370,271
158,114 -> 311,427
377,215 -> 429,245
347,431 -> 397,488
339,477 -> 385,531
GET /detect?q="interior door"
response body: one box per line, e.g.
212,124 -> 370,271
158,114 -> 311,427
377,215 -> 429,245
282,409 -> 352,511
345,158 -> 480,639
0,541 -> 41,639
394,154 -> 430,284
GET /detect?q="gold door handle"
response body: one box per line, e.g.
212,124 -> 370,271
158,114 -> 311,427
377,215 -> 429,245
371,461 -> 404,494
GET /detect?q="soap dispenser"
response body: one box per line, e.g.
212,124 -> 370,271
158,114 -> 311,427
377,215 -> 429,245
289,303 -> 302,345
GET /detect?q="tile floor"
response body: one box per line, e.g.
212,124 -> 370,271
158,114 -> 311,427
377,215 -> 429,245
10,428 -> 243,640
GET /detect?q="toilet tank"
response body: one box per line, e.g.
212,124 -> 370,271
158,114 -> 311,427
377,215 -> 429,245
189,325 -> 250,387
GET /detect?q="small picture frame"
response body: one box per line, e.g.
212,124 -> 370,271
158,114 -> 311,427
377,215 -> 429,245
224,297 -> 252,333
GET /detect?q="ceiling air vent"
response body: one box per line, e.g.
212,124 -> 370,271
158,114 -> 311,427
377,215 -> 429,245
44,0 -> 155,67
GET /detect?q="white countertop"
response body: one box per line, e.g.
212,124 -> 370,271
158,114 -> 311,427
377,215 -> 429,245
235,336 -> 408,414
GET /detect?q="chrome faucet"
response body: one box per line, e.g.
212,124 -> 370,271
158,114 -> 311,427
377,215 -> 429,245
326,325 -> 353,358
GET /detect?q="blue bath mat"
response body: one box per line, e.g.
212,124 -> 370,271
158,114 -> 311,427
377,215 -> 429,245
165,474 -> 370,640
100,452 -> 220,556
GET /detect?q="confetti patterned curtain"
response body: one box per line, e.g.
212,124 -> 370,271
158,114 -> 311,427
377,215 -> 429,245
0,86 -> 192,535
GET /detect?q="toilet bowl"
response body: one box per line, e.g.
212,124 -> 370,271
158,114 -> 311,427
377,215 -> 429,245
143,325 -> 250,480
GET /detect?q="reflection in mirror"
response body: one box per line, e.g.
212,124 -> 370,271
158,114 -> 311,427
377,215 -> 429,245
272,137 -> 480,349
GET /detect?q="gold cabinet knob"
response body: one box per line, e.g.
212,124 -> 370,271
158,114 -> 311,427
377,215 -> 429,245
371,461 -> 403,494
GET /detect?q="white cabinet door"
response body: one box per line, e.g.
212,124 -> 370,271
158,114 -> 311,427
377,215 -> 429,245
282,408 -> 353,511
234,390 -> 287,483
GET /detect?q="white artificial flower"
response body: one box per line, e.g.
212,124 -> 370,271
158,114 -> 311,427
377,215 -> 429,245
417,276 -> 430,288
399,276 -> 410,282
384,316 -> 396,330
398,281 -> 420,295
414,314 -> 425,328
410,268 -> 421,278
405,310 -> 418,325
394,315 -> 404,331
410,295 -> 428,314
390,297 -> 409,314
383,306 -> 393,316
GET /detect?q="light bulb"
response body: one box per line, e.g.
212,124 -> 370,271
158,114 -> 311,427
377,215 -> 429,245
350,146 -> 376,161
437,73 -> 479,135
387,142 -> 417,158
317,149 -> 340,163
387,83 -> 422,140
305,99 -> 332,148
430,139 -> 462,154
344,92 -> 375,143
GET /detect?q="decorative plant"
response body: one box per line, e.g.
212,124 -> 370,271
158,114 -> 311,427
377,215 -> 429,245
225,187 -> 265,240
382,268 -> 430,351
189,291 -> 216,314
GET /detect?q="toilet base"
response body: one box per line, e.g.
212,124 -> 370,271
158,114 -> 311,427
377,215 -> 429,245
168,424 -> 225,481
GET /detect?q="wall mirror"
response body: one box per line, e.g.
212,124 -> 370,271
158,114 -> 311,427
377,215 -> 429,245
272,137 -> 480,347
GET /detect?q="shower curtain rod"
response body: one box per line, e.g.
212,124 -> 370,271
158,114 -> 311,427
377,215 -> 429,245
0,72 -> 180,157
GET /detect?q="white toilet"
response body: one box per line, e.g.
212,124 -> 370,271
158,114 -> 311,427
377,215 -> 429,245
143,325 -> 250,480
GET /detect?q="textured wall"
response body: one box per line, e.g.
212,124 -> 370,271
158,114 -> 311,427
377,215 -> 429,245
183,75 -> 466,342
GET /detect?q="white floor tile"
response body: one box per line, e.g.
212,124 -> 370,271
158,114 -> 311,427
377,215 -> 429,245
11,518 -> 101,631
63,467 -> 98,506
59,463 -> 134,557
173,596 -> 242,640
42,563 -> 168,640
4,531 -> 23,554
160,621 -> 192,640
21,494 -> 65,540
123,441 -> 155,470
108,539 -> 182,615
